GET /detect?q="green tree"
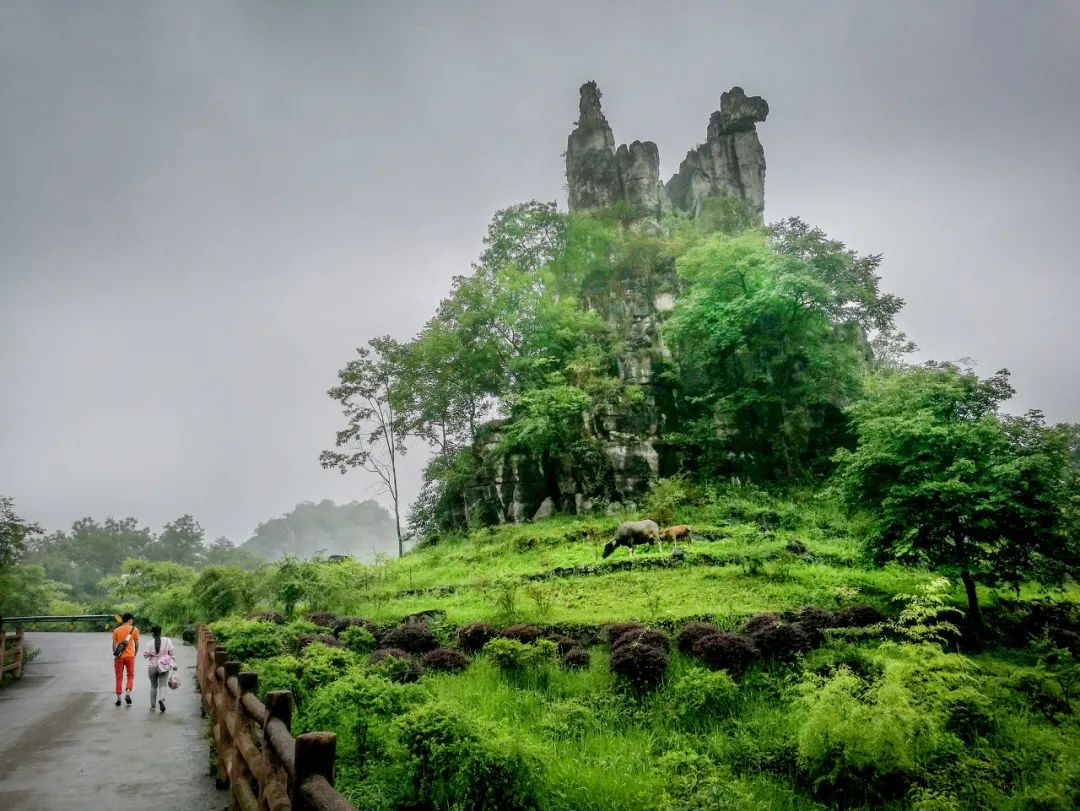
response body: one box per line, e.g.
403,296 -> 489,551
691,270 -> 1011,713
152,514 -> 205,566
323,336 -> 411,556
0,496 -> 42,568
833,364 -> 1077,632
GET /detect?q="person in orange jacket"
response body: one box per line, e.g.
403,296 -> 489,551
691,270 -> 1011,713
111,613 -> 139,705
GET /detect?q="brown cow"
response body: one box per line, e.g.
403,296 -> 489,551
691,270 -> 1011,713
660,524 -> 692,544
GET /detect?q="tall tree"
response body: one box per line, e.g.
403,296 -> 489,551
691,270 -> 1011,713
833,364 -> 1077,632
322,336 -> 410,556
0,495 -> 42,568
153,514 -> 206,566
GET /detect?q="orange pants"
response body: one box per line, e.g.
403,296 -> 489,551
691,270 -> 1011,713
114,656 -> 135,694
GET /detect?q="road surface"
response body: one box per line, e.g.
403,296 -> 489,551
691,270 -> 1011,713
0,631 -> 224,810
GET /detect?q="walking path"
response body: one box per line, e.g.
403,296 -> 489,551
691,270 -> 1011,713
0,632 -> 224,810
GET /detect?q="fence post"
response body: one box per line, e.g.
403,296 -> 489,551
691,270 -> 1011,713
13,628 -> 23,679
262,690 -> 293,809
292,732 -> 337,811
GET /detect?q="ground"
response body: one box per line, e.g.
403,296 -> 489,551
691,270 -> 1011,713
0,632 -> 223,811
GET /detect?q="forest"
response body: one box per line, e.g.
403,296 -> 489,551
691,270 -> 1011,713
3,198 -> 1079,810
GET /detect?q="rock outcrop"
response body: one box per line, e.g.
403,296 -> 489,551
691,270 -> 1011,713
566,82 -> 769,221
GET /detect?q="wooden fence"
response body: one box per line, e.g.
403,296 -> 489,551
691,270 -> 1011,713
0,623 -> 25,680
196,625 -> 357,811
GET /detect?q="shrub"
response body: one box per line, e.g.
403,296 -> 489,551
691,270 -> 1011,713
609,641 -> 669,691
499,624 -> 543,644
785,538 -> 810,555
208,619 -> 284,662
943,686 -> 996,742
668,667 -> 739,727
422,648 -> 470,674
296,633 -> 341,652
245,611 -> 286,625
300,642 -> 358,694
483,638 -> 557,673
368,648 -> 424,683
836,605 -> 886,628
544,634 -> 579,656
246,654 -> 303,705
561,647 -> 591,669
397,703 -> 540,811
600,622 -> 645,644
339,625 -> 377,655
334,615 -> 380,639
539,699 -> 595,740
743,612 -> 782,636
280,620 -> 326,651
796,606 -> 837,642
1009,668 -> 1071,719
612,627 -> 670,654
677,622 -> 721,655
303,611 -> 340,629
751,622 -> 811,660
382,623 -> 439,654
692,632 -> 759,672
455,622 -> 496,653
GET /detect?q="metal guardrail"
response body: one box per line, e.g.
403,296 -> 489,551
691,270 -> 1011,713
0,614 -> 115,624
196,625 -> 357,811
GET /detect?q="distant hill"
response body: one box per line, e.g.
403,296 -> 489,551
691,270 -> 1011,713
241,499 -> 396,561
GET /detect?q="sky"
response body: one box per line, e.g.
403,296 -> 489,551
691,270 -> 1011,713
2,1 -> 1078,543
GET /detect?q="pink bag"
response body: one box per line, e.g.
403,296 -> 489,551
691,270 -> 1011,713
168,670 -> 180,690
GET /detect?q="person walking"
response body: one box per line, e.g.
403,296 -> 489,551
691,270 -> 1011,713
111,613 -> 139,706
142,625 -> 175,712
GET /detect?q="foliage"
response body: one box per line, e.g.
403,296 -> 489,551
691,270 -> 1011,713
667,667 -> 740,727
678,622 -> 722,655
692,632 -> 760,673
302,611 -> 340,629
368,648 -> 423,683
381,623 -> 438,654
833,363 -> 1078,627
339,625 -> 377,655
611,627 -> 671,654
748,621 -> 811,660
208,618 -> 285,661
455,622 -> 496,653
482,638 -> 557,673
421,648 -> 470,673
192,566 -> 254,621
499,624 -> 543,644
242,499 -> 397,561
561,647 -> 591,669
643,476 -> 691,529
245,654 -> 303,704
609,640 -> 669,691
0,496 -> 42,568
0,565 -> 65,616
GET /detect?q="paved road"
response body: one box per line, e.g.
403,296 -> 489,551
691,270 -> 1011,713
0,632 -> 225,810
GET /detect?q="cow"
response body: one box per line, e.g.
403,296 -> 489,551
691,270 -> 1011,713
660,524 -> 692,545
602,519 -> 662,558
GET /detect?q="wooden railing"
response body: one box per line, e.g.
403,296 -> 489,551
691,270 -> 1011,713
196,625 -> 357,811
1,623 -> 25,680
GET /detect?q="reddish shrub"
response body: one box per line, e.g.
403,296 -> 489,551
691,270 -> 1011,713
545,634 -> 580,656
367,648 -> 423,683
609,642 -> 669,691
750,622 -> 811,660
455,622 -> 496,653
743,613 -> 782,636
500,624 -> 543,644
296,633 -> 341,651
421,648 -> 470,673
333,616 -> 380,639
561,647 -> 591,669
303,612 -> 340,629
600,622 -> 645,644
612,628 -> 670,654
796,606 -> 837,643
367,647 -> 411,665
835,605 -> 886,628
677,622 -> 720,654
382,623 -> 439,654
245,611 -> 285,625
692,632 -> 759,672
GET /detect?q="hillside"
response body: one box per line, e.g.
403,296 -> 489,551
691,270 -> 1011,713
204,488 -> 1080,811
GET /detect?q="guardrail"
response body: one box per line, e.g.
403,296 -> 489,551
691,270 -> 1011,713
1,624 -> 25,680
196,625 -> 357,811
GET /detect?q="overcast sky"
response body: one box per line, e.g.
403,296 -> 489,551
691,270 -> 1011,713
2,1 -> 1078,543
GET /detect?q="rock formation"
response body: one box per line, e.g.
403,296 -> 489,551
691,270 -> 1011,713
566,82 -> 769,220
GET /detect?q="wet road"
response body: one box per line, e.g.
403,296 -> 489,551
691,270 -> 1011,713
0,632 -> 225,810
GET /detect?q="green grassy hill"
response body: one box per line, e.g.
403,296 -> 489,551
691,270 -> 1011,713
207,488 -> 1080,810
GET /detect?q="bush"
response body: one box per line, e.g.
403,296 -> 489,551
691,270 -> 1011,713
600,622 -> 645,644
609,641 -> 669,691
796,606 -> 837,643
692,632 -> 759,672
677,622 -> 721,655
943,686 -> 996,742
500,624 -> 543,644
208,619 -> 284,662
397,703 -> 540,811
368,648 -> 424,683
300,642 -> 358,693
296,633 -> 341,652
334,615 -> 381,640
743,612 -> 782,636
544,634 -> 579,656
246,654 -> 303,705
422,648 -> 470,674
751,622 -> 811,660
339,625 -> 377,655
280,620 -> 326,651
456,622 -> 496,653
668,667 -> 739,727
303,611 -> 340,629
483,638 -> 557,672
382,623 -> 439,654
561,647 -> 591,669
1009,668 -> 1072,719
246,611 -> 286,625
643,475 -> 690,528
612,627 -> 670,654
836,605 -> 886,628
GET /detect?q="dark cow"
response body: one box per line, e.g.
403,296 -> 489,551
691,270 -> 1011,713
602,519 -> 662,558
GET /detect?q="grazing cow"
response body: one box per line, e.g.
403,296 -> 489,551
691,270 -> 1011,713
660,524 -> 692,544
602,519 -> 662,558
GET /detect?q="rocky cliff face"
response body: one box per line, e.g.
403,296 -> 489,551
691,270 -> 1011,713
465,82 -> 770,524
566,82 -> 769,220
